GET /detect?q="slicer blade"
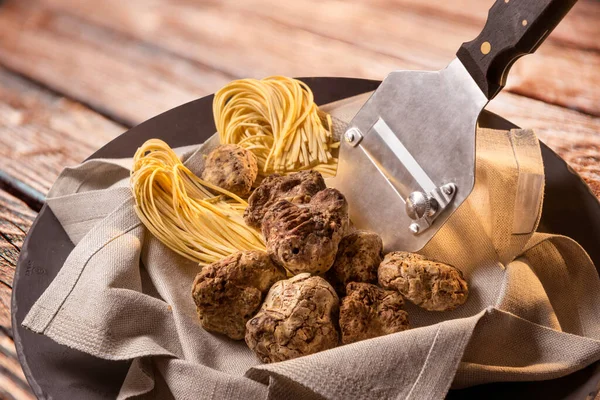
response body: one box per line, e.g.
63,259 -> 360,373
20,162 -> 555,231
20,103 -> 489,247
328,59 -> 488,252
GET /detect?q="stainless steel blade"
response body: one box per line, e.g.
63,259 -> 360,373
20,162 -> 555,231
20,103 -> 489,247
329,59 -> 488,252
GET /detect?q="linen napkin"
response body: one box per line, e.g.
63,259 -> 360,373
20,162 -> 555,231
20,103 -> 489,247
22,93 -> 600,399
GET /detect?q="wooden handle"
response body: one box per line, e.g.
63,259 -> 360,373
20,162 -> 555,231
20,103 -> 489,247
457,0 -> 577,99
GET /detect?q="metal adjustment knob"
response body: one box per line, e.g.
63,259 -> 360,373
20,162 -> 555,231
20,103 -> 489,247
405,191 -> 428,220
405,191 -> 438,220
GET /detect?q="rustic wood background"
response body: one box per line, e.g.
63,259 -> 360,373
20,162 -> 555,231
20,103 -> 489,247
0,0 -> 598,397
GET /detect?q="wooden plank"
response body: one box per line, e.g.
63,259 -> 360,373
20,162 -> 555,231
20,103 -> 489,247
0,0 -> 408,126
0,0 -> 234,127
0,189 -> 35,303
488,92 -> 600,199
0,190 -> 35,290
0,67 -> 126,195
34,0 -> 600,117
43,0 -> 417,77
9,0 -> 600,116
0,283 -> 13,335
35,0 -> 600,116
0,333 -> 36,400
0,190 -> 36,400
196,0 -> 600,116
352,0 -> 600,52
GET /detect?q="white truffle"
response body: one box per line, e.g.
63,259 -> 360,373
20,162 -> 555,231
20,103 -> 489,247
378,252 -> 468,312
262,188 -> 349,275
192,251 -> 286,340
245,274 -> 340,363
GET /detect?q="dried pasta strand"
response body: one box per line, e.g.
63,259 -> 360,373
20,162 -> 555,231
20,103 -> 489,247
213,76 -> 338,178
131,139 -> 265,265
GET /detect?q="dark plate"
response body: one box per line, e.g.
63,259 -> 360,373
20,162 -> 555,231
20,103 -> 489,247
12,78 -> 600,399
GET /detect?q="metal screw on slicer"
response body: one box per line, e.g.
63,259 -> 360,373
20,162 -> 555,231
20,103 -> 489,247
344,131 -> 355,143
409,224 -> 420,234
442,184 -> 454,196
343,128 -> 363,147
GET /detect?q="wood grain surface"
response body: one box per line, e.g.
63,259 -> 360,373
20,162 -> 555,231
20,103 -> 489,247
0,69 -> 125,195
0,0 -> 597,397
36,0 -> 600,115
0,190 -> 36,400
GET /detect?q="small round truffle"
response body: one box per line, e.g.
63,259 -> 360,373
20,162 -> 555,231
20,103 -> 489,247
262,188 -> 349,275
245,273 -> 339,363
340,282 -> 409,344
201,144 -> 258,196
326,230 -> 384,295
243,170 -> 326,229
192,250 -> 286,340
378,251 -> 468,312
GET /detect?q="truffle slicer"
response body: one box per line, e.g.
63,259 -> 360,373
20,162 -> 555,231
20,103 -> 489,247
328,0 -> 576,252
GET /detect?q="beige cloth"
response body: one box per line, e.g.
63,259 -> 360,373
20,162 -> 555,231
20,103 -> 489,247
22,94 -> 600,399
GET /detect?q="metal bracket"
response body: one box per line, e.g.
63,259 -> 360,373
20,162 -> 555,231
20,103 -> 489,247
406,183 -> 457,235
344,127 -> 363,147
341,122 -> 459,237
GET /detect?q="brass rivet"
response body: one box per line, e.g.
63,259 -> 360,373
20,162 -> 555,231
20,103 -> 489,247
522,19 -> 528,26
481,41 -> 491,55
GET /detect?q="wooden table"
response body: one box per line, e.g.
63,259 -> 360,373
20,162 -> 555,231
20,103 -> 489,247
0,0 -> 598,397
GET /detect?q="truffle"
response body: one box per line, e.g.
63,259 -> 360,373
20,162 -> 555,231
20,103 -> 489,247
245,274 -> 339,363
262,188 -> 349,275
339,282 -> 409,344
192,250 -> 286,340
326,230 -> 384,295
378,252 -> 468,311
201,144 -> 258,197
244,170 -> 326,229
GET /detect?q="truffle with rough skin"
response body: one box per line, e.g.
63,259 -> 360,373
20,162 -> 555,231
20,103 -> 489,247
326,230 -> 384,295
245,273 -> 339,363
243,170 -> 326,229
262,188 -> 349,275
201,144 -> 258,197
192,250 -> 286,340
378,251 -> 468,311
340,282 -> 409,344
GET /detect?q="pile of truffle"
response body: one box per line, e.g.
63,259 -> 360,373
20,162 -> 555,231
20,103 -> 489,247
192,145 -> 469,363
